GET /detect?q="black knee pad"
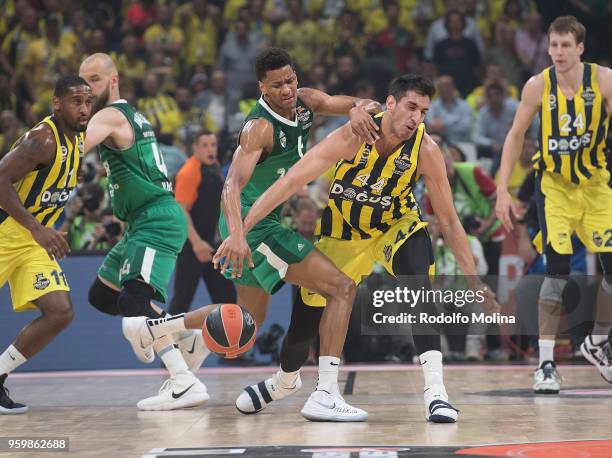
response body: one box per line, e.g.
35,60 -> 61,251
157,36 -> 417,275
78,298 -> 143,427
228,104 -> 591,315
88,278 -> 120,316
117,280 -> 158,318
545,245 -> 571,276
280,289 -> 324,372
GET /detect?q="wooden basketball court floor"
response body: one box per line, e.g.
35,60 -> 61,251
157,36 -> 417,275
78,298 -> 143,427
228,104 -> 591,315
1,364 -> 612,457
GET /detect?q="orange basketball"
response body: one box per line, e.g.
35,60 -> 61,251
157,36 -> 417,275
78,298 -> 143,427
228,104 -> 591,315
202,304 -> 257,359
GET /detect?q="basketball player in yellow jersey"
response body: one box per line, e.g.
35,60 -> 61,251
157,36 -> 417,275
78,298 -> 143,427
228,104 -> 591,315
218,74 -> 499,423
0,76 -> 93,414
496,16 -> 612,393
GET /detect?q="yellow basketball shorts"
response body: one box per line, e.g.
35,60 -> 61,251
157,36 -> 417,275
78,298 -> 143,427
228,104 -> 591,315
302,214 -> 433,307
533,169 -> 612,255
0,218 -> 70,312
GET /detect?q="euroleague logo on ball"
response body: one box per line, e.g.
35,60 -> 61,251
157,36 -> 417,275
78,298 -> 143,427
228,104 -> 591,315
202,304 -> 257,359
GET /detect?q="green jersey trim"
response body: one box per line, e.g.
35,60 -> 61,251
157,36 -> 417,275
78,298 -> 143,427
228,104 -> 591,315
258,96 -> 298,127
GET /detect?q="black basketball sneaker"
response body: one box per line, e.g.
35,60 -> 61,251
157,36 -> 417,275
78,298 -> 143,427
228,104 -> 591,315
0,374 -> 28,415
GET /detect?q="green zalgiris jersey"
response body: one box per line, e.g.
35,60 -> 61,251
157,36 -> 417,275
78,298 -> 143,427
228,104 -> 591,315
98,100 -> 173,221
239,96 -> 314,220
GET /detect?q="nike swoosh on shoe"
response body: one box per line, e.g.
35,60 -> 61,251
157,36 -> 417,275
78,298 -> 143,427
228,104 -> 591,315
172,384 -> 195,399
187,337 -> 197,354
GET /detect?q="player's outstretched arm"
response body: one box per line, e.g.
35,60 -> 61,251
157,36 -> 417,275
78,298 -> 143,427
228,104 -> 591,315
0,124 -> 70,260
419,134 -> 500,312
84,108 -> 122,153
298,87 -> 382,144
244,122 -> 361,233
495,75 -> 543,231
212,118 -> 272,277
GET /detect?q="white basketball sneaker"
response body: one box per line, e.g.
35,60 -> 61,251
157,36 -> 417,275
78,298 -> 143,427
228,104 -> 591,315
301,389 -> 368,422
122,316 -> 154,363
424,384 -> 459,423
137,372 -> 209,411
533,360 -> 562,394
236,370 -> 302,414
581,335 -> 612,383
175,330 -> 210,373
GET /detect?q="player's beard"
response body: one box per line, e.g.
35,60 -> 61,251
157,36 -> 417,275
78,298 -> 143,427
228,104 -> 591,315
93,83 -> 111,113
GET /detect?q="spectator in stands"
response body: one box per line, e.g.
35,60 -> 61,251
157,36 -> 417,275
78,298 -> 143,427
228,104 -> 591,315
1,5 -> 40,77
217,18 -> 262,109
22,17 -> 73,118
179,0 -> 220,71
174,86 -> 217,152
194,69 -> 231,135
0,109 -> 25,158
325,9 -> 366,63
240,1 -> 274,46
276,0 -> 320,72
85,29 -> 108,57
329,54 -> 361,96
115,34 -> 146,88
433,10 -> 481,97
485,22 -> 522,87
169,130 -> 236,315
473,82 -> 518,175
428,146 -> 505,278
143,4 -> 184,62
0,73 -> 18,116
466,63 -> 520,113
424,0 -> 484,61
515,11 -> 550,80
62,182 -> 107,251
370,0 -> 417,73
122,0 -> 156,37
81,209 -> 124,251
137,73 -> 181,138
59,10 -> 89,64
426,75 -> 473,143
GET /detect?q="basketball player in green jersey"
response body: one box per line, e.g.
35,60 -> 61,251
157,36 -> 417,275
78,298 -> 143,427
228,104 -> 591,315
124,48 -> 382,421
79,53 -> 209,411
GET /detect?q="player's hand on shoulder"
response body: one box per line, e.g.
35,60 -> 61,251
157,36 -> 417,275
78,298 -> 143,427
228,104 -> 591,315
212,233 -> 254,278
30,224 -> 70,260
349,104 -> 380,145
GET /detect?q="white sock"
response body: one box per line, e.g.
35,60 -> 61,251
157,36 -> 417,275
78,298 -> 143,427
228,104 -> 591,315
591,323 -> 611,345
316,356 -> 340,393
276,368 -> 299,387
538,339 -> 555,365
158,344 -> 189,376
0,345 -> 27,376
419,350 -> 443,388
147,314 -> 186,339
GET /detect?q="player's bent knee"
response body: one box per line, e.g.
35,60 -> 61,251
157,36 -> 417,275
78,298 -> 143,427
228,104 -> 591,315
331,274 -> 356,303
88,278 -> 121,316
44,301 -> 75,328
117,279 -> 157,318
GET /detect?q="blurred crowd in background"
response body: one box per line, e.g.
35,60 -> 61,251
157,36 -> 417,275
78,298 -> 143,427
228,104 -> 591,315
1,0 -> 611,363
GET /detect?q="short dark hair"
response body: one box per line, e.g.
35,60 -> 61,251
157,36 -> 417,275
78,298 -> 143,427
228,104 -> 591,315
54,75 -> 89,97
193,129 -> 215,143
255,47 -> 295,81
548,15 -> 585,45
388,74 -> 435,101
